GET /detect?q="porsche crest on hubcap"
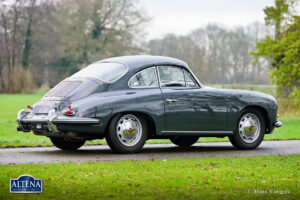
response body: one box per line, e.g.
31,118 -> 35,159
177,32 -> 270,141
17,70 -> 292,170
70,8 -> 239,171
239,113 -> 261,143
117,114 -> 142,146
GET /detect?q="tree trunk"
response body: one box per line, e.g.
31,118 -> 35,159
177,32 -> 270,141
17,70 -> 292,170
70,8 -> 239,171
12,2 -> 20,68
22,0 -> 36,68
22,17 -> 32,68
0,11 -> 11,69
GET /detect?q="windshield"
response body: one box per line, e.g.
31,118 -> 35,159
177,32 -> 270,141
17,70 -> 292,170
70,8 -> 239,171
72,62 -> 128,83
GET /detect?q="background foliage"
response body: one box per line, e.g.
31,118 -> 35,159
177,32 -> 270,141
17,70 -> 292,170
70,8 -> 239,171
0,0 -> 299,99
253,0 -> 300,98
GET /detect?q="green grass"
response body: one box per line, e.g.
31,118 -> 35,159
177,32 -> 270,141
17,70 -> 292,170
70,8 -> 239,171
0,90 -> 299,147
0,155 -> 299,199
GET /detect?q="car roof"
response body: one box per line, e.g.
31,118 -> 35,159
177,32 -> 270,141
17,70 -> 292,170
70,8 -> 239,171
98,55 -> 189,71
86,55 -> 202,88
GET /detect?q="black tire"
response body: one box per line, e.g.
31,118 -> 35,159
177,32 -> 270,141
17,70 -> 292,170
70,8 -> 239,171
50,137 -> 85,150
170,136 -> 199,147
229,108 -> 265,150
106,113 -> 148,153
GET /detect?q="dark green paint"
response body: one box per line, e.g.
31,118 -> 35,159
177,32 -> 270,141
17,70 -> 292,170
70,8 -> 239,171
19,56 -> 279,139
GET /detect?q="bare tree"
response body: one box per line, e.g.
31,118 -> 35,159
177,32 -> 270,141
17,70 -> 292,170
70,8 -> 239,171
0,0 -> 149,92
148,23 -> 272,85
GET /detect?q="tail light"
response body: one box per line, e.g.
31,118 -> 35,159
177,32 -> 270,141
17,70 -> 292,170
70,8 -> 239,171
63,106 -> 75,116
25,105 -> 32,114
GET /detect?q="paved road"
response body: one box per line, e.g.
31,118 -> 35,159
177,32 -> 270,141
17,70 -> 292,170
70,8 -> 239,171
0,140 -> 299,165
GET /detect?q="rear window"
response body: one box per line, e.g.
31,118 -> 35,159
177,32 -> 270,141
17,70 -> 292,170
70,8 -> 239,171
72,62 -> 128,83
45,81 -> 82,97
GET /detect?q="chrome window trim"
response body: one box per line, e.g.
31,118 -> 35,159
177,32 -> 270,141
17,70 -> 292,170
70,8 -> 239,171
188,68 -> 203,88
155,66 -> 162,88
128,66 -> 160,89
182,68 -> 187,86
182,68 -> 198,88
73,61 -> 129,84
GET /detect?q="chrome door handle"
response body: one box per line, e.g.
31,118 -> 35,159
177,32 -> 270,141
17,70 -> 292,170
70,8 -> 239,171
166,99 -> 176,103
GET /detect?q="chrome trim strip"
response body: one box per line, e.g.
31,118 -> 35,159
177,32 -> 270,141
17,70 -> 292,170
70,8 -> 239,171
52,117 -> 99,124
21,118 -> 48,123
21,116 -> 99,125
162,130 -> 233,135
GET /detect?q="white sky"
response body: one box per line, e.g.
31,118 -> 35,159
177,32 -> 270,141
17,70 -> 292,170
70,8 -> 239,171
139,0 -> 300,40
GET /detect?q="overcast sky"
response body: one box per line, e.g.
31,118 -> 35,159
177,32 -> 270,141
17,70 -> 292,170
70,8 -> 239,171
139,0 -> 300,40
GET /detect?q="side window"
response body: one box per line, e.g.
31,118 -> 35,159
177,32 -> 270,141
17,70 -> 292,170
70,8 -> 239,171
183,69 -> 197,87
158,66 -> 185,87
128,67 -> 159,88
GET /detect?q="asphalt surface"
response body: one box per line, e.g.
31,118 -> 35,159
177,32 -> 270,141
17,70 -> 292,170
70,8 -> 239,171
0,140 -> 299,165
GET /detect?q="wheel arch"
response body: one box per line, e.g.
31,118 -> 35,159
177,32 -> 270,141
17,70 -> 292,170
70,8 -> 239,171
104,111 -> 157,138
241,105 -> 270,133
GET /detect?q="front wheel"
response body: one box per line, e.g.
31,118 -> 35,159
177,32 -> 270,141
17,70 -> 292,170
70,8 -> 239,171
170,136 -> 199,147
50,137 -> 85,150
106,114 -> 148,153
229,108 -> 265,150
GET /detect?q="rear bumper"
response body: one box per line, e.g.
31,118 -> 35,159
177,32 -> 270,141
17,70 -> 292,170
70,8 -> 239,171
17,109 -> 100,133
274,121 -> 283,128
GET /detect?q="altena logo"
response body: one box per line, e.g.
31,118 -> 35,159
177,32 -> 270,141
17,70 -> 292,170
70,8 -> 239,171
10,175 -> 42,193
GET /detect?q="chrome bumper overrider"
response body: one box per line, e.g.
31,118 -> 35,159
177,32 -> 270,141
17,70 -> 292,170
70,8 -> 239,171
17,109 -> 99,133
274,121 -> 283,128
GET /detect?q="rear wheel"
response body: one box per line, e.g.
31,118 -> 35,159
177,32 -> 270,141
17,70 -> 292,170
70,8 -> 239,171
170,136 -> 199,147
229,108 -> 265,150
106,114 -> 148,153
50,137 -> 85,150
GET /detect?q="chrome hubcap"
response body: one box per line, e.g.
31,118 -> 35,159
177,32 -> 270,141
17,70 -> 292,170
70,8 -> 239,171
239,113 -> 261,143
117,114 -> 142,146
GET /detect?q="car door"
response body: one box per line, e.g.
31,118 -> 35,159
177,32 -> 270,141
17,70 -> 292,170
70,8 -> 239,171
158,65 -> 227,132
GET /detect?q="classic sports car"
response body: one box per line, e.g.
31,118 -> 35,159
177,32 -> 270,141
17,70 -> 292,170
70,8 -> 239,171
17,55 -> 282,153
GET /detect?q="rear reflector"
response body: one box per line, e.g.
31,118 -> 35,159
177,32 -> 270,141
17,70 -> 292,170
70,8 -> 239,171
63,110 -> 75,116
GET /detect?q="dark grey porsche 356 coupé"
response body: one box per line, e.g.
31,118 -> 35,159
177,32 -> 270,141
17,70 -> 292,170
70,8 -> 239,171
17,56 -> 282,153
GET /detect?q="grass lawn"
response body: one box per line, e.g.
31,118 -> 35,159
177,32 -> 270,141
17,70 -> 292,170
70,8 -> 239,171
0,90 -> 299,147
0,155 -> 299,200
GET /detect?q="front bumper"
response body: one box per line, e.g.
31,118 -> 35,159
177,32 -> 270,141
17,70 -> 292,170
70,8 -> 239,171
17,109 -> 100,133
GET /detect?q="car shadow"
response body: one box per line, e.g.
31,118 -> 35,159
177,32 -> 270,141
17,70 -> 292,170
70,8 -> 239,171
31,144 -> 266,156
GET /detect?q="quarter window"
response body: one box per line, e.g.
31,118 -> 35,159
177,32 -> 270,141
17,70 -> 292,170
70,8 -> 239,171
128,67 -> 159,88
